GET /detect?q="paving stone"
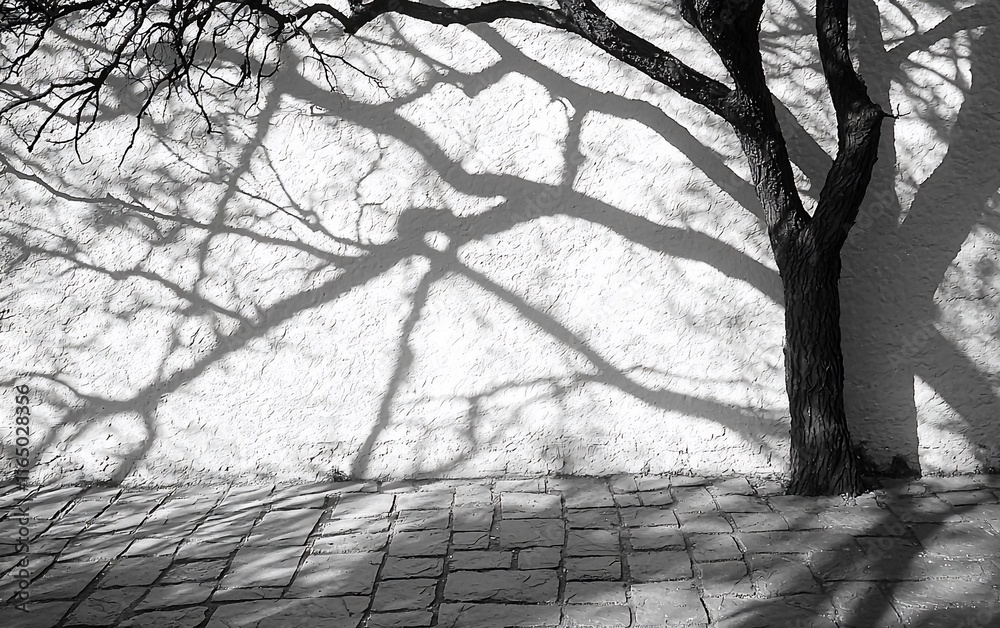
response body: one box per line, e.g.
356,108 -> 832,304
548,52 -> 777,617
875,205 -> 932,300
99,556 -> 172,587
0,554 -> 54,587
169,485 -> 229,500
670,476 -> 708,487
141,498 -> 214,532
565,581 -> 627,604
620,507 -> 677,528
318,517 -> 391,536
751,480 -> 786,496
610,476 -> 638,494
32,560 -> 108,599
827,581 -> 904,627
453,482 -> 494,507
956,504 -> 1000,522
87,505 -> 153,535
912,521 -> 1000,556
708,477 -> 755,496
787,507 -> 905,535
676,512 -> 732,533
731,512 -> 789,532
809,545 -> 986,582
124,536 -> 183,557
286,551 -> 382,597
882,496 -> 963,523
212,587 -> 283,601
437,603 -> 561,627
689,534 -> 742,562
334,493 -> 395,518
635,476 -> 673,492
20,536 -> 69,555
390,529 -> 449,556
628,526 -> 685,550
396,510 -> 450,531
452,531 -> 490,550
694,560 -> 753,596
450,551 -> 512,570
0,601 -> 73,628
672,488 -> 717,513
499,519 -> 564,549
749,554 -> 820,597
878,479 -> 928,496
311,532 -> 389,553
60,534 -> 135,561
632,581 -> 708,626
120,607 -> 209,628
920,476 -> 983,492
495,479 -> 545,493
445,569 -> 558,603
373,578 -> 437,611
628,551 -> 691,582
563,604 -> 631,627
66,587 -> 145,625
614,494 -> 641,507
973,474 -> 1000,489
567,529 -> 620,556
737,531 -> 858,553
214,486 -> 274,514
268,483 -> 337,509
453,507 -> 493,531
567,507 -> 619,529
518,547 -> 561,570
639,490 -> 674,507
244,509 -> 322,546
40,520 -> 89,539
205,597 -> 367,627
888,578 -> 999,610
714,494 -> 771,513
367,610 -> 434,627
381,480 -> 424,493
704,594 -> 837,628
567,556 -> 622,580
382,556 -> 443,579
162,559 -> 228,583
395,491 -> 454,511
936,489 -> 999,506
175,540 -> 240,560
190,511 -> 259,542
135,582 -> 214,609
500,493 -> 562,519
549,478 -> 615,508
19,487 -> 84,520
115,490 -> 172,506
219,546 -> 306,588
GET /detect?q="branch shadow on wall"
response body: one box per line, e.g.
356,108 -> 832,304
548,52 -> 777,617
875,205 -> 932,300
0,3 -> 998,626
1,19 -> 786,485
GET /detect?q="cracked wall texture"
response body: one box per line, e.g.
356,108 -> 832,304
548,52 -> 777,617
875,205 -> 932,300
1,0 -> 998,485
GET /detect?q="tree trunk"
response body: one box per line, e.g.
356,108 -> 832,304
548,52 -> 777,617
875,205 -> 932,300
779,236 -> 864,496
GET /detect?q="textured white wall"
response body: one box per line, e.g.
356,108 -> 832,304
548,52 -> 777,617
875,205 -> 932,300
1,0 -> 997,485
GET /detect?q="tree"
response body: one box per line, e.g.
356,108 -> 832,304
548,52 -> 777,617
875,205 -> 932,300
0,0 -> 887,495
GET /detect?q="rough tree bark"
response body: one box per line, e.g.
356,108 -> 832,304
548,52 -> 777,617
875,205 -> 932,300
0,0 -> 888,494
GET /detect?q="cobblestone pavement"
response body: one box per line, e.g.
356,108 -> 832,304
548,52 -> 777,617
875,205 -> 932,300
2,475 -> 1000,627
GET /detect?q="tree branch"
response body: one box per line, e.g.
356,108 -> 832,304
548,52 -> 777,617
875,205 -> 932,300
812,0 -> 886,240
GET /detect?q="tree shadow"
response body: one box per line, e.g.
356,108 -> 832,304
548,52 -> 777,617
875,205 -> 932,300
2,19 -> 789,484
0,0 -> 996,490
765,0 -> 1000,476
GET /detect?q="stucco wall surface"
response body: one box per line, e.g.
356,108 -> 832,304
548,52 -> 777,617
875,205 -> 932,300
1,0 -> 998,485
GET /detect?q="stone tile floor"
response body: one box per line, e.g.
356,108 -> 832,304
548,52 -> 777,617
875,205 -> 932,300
2,474 -> 1000,627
